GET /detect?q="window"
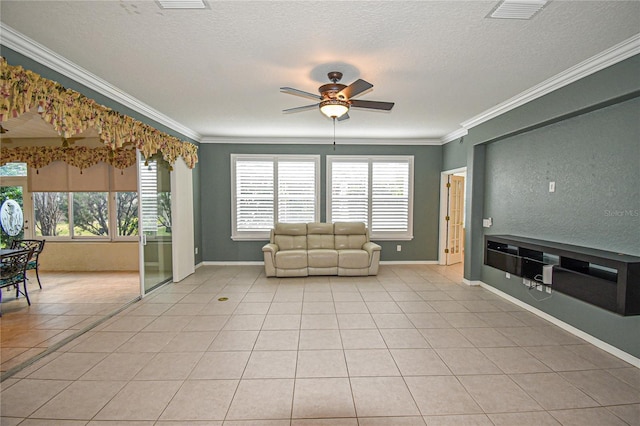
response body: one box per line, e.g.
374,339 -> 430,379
33,191 -> 138,240
231,154 -> 320,240
327,156 -> 414,240
0,162 -> 27,177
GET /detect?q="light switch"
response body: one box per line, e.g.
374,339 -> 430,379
483,218 -> 492,228
549,181 -> 556,192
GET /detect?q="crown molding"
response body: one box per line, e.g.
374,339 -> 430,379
200,136 -> 442,145
440,127 -> 468,144
1,23 -> 202,142
461,33 -> 640,130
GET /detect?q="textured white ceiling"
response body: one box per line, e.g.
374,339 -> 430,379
1,1 -> 639,142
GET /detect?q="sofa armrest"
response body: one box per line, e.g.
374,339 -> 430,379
363,241 -> 381,276
262,243 -> 279,277
362,241 -> 381,257
262,243 -> 279,254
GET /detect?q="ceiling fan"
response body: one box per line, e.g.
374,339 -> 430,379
280,71 -> 394,121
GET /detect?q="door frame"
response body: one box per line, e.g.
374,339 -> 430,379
438,167 -> 467,265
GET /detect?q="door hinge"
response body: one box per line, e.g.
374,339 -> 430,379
444,248 -> 449,254
446,183 -> 451,188
445,216 -> 450,221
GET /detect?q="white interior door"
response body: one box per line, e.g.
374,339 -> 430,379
446,175 -> 465,265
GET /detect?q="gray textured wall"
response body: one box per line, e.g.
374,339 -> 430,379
198,143 -> 442,262
442,137 -> 468,171
485,97 -> 639,254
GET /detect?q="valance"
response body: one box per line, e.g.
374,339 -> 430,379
0,57 -> 198,169
0,146 -> 136,171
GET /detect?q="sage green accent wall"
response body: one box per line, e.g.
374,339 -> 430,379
485,97 -> 639,254
199,143 -> 442,262
442,137 -> 468,171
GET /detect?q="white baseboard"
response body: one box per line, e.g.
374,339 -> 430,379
201,261 -> 264,266
199,260 -> 439,266
479,281 -> 640,368
462,278 -> 482,286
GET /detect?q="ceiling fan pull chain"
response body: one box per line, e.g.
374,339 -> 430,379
333,117 -> 336,150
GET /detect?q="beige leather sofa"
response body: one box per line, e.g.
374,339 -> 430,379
262,222 -> 381,277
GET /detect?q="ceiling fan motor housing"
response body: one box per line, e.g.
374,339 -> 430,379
319,83 -> 348,100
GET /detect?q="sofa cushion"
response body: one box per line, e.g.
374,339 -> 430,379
334,222 -> 367,249
338,249 -> 370,269
274,222 -> 307,250
334,222 -> 367,235
307,222 -> 335,250
275,249 -> 308,269
308,249 -> 338,268
335,234 -> 367,250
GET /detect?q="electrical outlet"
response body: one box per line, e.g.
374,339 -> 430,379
536,284 -> 543,292
396,245 -> 402,252
545,286 -> 552,294
523,278 -> 531,287
506,272 -> 511,279
195,247 -> 198,255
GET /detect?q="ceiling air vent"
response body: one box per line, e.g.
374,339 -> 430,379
488,0 -> 548,20
157,0 -> 206,9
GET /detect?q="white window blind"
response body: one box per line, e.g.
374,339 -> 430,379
277,160 -> 317,223
235,160 -> 274,232
372,161 -> 410,232
139,161 -> 159,232
330,161 -> 369,223
328,156 -> 413,240
231,155 -> 319,240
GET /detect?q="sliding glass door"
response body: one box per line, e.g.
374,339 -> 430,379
138,153 -> 173,294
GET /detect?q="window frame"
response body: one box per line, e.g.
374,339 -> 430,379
230,154 -> 321,241
327,155 -> 414,241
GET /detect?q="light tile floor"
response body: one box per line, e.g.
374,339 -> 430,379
1,264 -> 638,425
1,271 -> 139,373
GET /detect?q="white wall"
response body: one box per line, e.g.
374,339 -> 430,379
170,157 -> 195,281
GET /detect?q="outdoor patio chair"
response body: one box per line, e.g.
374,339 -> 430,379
0,249 -> 32,316
10,239 -> 45,289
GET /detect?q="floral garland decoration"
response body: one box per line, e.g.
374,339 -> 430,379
0,146 -> 137,172
0,57 -> 198,169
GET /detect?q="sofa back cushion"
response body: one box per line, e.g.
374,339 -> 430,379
334,222 -> 368,250
307,223 -> 335,250
273,223 -> 307,250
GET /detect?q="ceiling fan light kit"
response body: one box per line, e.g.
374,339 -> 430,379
320,99 -> 349,119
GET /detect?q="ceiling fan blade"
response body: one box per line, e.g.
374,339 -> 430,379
282,103 -> 319,113
337,113 -> 350,122
350,99 -> 395,111
280,87 -> 321,100
338,79 -> 373,99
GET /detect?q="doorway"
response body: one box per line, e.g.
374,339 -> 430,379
439,167 -> 467,266
0,173 -> 33,247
